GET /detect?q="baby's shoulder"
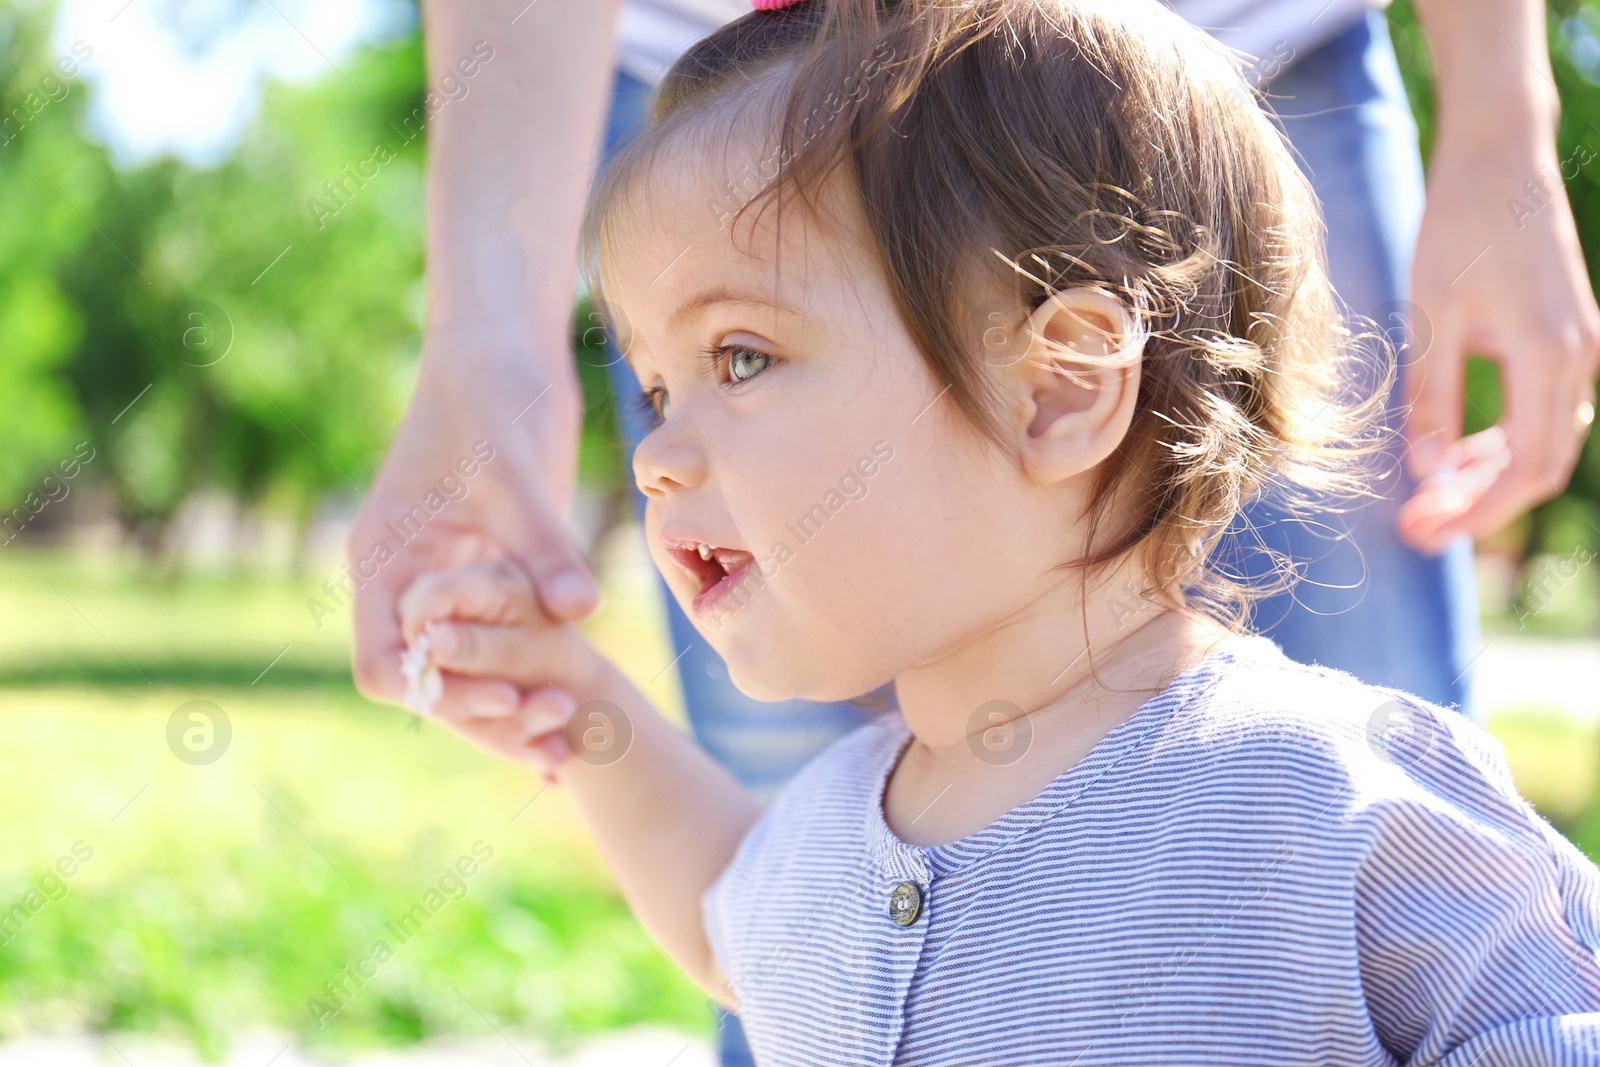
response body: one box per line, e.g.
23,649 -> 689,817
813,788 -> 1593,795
1173,636 -> 1522,820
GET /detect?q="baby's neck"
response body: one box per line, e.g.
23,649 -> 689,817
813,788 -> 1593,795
882,568 -> 1232,847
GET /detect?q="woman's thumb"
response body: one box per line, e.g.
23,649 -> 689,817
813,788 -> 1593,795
515,493 -> 602,621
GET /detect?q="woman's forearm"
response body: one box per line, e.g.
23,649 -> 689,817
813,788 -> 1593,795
1411,0 -> 1559,153
419,0 -> 626,385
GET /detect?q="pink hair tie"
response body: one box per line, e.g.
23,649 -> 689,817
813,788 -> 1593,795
752,0 -> 808,8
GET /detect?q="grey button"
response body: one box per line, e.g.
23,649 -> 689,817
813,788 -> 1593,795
888,881 -> 922,926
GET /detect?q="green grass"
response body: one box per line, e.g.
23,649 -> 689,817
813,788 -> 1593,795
1489,708 -> 1600,832
0,546 -> 705,1062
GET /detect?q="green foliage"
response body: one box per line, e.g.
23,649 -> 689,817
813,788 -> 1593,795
574,293 -> 628,491
0,0 -> 639,546
58,35 -> 429,528
0,2 -> 434,534
0,0 -> 1596,564
0,6 -> 92,512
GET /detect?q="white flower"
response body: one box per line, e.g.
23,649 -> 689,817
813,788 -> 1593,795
400,630 -> 443,717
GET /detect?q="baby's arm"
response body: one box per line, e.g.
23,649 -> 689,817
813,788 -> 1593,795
398,560 -> 755,1010
1354,694 -> 1600,1062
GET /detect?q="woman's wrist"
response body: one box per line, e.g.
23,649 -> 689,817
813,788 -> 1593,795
1428,41 -> 1559,158
1415,0 -> 1559,154
414,323 -> 582,444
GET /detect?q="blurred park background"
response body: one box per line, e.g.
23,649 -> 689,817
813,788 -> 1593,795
1,0 -> 1599,1062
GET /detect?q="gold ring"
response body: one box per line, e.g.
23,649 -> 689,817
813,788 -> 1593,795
1580,399 -> 1596,428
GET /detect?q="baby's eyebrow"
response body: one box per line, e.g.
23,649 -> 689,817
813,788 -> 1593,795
666,286 -> 804,334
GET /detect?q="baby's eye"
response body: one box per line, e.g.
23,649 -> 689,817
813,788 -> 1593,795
707,340 -> 774,385
722,343 -> 774,384
631,342 -> 776,432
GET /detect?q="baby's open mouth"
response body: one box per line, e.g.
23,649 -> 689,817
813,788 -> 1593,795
662,536 -> 758,601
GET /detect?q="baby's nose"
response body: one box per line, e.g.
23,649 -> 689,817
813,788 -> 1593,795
632,422 -> 710,498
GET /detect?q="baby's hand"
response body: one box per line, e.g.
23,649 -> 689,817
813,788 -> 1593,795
396,558 -> 612,776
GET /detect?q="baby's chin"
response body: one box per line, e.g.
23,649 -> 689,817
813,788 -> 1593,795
727,668 -> 870,706
719,634 -> 891,706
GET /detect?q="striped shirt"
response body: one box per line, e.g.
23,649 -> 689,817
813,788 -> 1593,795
700,633 -> 1600,1065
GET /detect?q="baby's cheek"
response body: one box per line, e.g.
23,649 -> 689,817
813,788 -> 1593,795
778,507 -> 895,619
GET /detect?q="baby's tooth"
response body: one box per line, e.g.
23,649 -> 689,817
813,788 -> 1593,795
697,543 -> 713,561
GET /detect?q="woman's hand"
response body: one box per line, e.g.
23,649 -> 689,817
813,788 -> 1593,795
347,320 -> 602,715
396,556 -> 615,777
353,0 -> 628,711
1399,134 -> 1600,554
1401,0 -> 1600,554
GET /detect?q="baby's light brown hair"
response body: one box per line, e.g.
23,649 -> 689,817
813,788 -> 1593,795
580,0 -> 1390,629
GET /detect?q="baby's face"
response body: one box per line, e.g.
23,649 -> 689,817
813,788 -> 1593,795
603,138 -> 1064,703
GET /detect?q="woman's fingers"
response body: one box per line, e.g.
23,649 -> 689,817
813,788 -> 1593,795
398,557 -> 538,644
354,537 -> 479,706
1396,427 -> 1513,553
513,467 -> 604,623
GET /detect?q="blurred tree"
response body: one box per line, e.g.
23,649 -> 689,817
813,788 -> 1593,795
0,0 -> 1591,582
52,18 -> 430,555
0,3 -> 94,526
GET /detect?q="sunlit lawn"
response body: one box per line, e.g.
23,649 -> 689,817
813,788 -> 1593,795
2,538 -> 1598,1063
0,536 -> 709,1062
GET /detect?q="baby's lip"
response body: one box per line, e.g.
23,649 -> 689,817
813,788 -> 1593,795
660,532 -> 756,596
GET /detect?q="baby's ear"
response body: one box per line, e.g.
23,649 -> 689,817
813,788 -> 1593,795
1002,287 -> 1144,485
